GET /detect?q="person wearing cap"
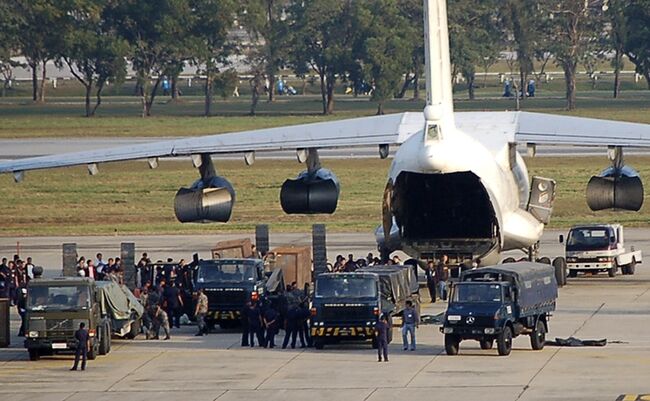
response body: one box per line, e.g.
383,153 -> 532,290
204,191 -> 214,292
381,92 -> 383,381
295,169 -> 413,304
194,289 -> 208,336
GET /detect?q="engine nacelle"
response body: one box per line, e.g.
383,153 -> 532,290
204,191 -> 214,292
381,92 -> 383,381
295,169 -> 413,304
174,176 -> 235,223
280,169 -> 340,214
586,165 -> 644,211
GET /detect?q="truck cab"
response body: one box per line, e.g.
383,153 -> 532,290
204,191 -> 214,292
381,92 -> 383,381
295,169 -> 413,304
563,224 -> 642,277
24,277 -> 107,361
193,258 -> 267,329
310,272 -> 393,349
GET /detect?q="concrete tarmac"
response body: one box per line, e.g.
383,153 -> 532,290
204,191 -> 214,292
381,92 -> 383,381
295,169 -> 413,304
1,230 -> 649,401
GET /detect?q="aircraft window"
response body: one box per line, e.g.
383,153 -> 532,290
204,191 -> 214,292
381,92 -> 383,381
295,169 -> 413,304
427,124 -> 440,140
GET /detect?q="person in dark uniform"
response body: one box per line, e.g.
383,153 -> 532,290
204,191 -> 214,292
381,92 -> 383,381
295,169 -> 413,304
247,301 -> 265,347
425,260 -> 437,303
17,287 -> 27,336
296,303 -> 311,348
263,304 -> 280,348
240,301 -> 251,346
282,307 -> 303,349
375,314 -> 390,362
71,322 -> 89,371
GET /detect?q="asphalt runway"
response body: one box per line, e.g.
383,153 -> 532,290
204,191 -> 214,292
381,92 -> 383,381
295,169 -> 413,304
0,230 -> 649,401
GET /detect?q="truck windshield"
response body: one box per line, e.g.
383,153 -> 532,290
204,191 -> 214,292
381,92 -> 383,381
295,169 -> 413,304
27,285 -> 91,311
567,227 -> 613,251
453,284 -> 502,303
196,261 -> 257,283
315,277 -> 377,298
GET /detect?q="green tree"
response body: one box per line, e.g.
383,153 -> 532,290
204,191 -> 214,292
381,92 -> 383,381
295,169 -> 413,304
240,0 -> 289,102
623,0 -> 650,89
288,0 -> 357,115
607,0 -> 628,97
0,1 -> 22,97
448,0 -> 500,100
355,0 -> 414,114
540,0 -> 606,110
104,0 -> 195,117
189,0 -> 237,116
62,0 -> 128,117
396,0 -> 424,100
9,0 -> 66,103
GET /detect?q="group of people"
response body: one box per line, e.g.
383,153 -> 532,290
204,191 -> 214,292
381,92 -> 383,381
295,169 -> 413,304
1,255 -> 35,337
76,253 -> 124,282
330,252 -> 403,272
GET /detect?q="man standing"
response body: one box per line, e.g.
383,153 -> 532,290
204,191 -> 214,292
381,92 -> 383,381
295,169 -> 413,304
194,289 -> 208,336
240,301 -> 250,346
401,300 -> 419,351
263,304 -> 279,348
435,255 -> 450,301
375,314 -> 390,362
247,301 -> 264,347
71,322 -> 89,371
425,260 -> 437,303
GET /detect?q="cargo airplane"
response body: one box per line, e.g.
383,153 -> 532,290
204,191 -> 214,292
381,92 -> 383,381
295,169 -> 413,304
1,0 -> 649,268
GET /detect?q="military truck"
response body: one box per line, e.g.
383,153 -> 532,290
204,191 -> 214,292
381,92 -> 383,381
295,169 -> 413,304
310,265 -> 416,350
193,258 -> 279,329
441,262 -> 558,356
24,277 -> 143,361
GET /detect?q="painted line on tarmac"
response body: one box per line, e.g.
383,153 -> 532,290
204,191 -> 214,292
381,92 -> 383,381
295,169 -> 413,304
253,350 -> 304,390
404,346 -> 444,388
514,302 -> 606,401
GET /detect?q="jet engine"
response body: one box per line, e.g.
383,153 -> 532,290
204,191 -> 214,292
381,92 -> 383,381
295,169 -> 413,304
280,168 -> 340,214
174,175 -> 235,222
586,165 -> 644,211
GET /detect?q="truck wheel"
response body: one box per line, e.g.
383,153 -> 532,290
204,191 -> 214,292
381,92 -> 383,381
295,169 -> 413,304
314,339 -> 324,350
497,326 -> 513,356
98,324 -> 109,355
88,341 -> 98,360
530,320 -> 546,350
502,257 -> 516,264
479,339 -> 494,350
568,269 -> 577,278
608,262 -> 617,278
28,349 -> 40,361
553,257 -> 567,287
444,334 -> 460,355
628,260 -> 636,275
127,319 -> 140,339
537,257 -> 551,265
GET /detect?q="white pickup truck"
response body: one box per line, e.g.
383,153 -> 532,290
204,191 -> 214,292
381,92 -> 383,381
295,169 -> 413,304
561,224 -> 642,278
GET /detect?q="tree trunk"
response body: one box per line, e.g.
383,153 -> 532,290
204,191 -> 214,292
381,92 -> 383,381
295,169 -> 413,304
563,61 -> 577,111
644,71 -> 650,90
172,75 -> 180,100
268,73 -> 275,102
519,69 -> 526,101
467,73 -> 476,100
319,72 -> 327,115
90,83 -> 104,117
37,60 -> 47,103
326,73 -> 335,115
84,84 -> 92,117
376,101 -> 384,115
250,75 -> 260,116
413,68 -> 420,100
204,75 -> 213,117
30,62 -> 38,101
396,72 -> 412,99
613,55 -> 621,99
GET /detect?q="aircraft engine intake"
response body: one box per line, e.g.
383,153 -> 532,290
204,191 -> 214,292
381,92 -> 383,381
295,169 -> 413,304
280,168 -> 340,214
586,166 -> 644,211
174,176 -> 235,223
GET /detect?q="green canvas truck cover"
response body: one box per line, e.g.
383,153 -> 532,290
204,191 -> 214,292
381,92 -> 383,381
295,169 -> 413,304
96,280 -> 143,336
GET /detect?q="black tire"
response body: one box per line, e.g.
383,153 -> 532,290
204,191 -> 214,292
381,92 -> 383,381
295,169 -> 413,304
28,349 -> 40,361
608,262 -> 617,278
553,257 -> 567,287
127,319 -> 141,339
444,334 -> 460,355
314,339 -> 324,350
537,257 -> 551,265
98,324 -> 109,355
568,269 -> 578,278
88,341 -> 98,360
628,260 -> 636,275
502,257 -> 516,264
622,265 -> 629,275
530,319 -> 546,350
479,339 -> 494,350
497,326 -> 513,356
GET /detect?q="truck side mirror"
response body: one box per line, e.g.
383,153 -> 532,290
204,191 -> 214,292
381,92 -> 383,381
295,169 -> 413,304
559,234 -> 564,244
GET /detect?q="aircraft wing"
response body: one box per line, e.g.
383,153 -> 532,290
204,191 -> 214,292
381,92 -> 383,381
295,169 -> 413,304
455,111 -> 650,148
0,112 -> 424,175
